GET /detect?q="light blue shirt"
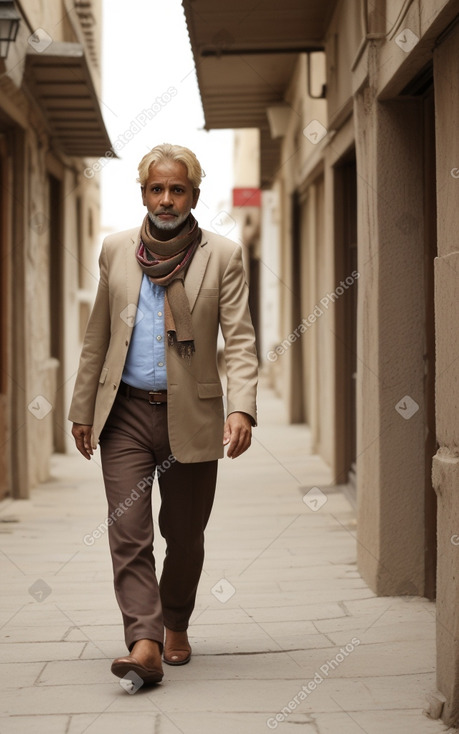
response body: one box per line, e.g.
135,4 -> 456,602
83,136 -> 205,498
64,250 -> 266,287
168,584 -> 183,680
122,274 -> 167,390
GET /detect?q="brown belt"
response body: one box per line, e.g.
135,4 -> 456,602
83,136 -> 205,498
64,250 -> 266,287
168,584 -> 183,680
120,381 -> 167,404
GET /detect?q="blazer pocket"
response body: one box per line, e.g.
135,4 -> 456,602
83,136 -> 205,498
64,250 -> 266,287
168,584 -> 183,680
99,366 -> 109,384
197,382 -> 223,399
198,288 -> 218,298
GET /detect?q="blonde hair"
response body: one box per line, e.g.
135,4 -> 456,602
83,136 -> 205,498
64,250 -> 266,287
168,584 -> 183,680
137,143 -> 205,189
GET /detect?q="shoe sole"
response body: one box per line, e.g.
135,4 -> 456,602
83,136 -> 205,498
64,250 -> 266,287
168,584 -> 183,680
111,660 -> 164,684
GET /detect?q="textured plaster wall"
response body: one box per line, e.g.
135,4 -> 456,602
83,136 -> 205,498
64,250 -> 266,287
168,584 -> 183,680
355,73 -> 426,594
0,0 -> 103,495
432,20 -> 459,726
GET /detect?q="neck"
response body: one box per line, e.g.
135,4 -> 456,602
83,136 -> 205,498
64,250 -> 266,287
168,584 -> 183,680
147,216 -> 191,242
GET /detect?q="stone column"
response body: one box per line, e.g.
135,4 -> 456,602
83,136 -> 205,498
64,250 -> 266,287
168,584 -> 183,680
354,46 -> 427,596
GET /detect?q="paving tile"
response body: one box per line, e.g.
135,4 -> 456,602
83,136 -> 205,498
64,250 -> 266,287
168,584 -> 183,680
327,621 -> 436,646
0,625 -> 76,643
171,712 -> 318,734
79,641 -> 123,660
67,713 -> 166,734
0,642 -> 86,663
190,622 -> 332,654
0,662 -> 44,690
66,711 -> 316,734
38,659 -> 114,686
0,716 -> 70,734
291,639 -> 435,677
325,673 -> 437,711
76,625 -> 124,641
242,602 -> 347,623
1,683 -> 146,716
315,709 -> 446,734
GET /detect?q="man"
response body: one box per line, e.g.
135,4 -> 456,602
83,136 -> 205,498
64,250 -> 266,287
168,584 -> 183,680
69,143 -> 258,685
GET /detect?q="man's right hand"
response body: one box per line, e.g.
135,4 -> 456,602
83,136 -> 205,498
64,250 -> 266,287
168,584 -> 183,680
72,423 -> 94,460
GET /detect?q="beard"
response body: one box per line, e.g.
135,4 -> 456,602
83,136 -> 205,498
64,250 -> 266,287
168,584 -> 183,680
148,209 -> 190,232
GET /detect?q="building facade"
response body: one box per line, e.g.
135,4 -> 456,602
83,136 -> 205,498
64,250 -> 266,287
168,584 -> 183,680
0,0 -> 111,501
183,0 -> 459,724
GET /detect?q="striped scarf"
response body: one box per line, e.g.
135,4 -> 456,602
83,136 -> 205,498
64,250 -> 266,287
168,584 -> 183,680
136,213 -> 202,358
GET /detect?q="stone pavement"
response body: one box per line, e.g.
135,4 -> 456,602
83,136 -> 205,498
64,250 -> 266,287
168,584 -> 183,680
0,381 -> 451,734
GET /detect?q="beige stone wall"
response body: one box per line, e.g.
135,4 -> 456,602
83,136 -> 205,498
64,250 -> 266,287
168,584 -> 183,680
431,18 -> 459,726
271,48 -> 350,469
325,0 -> 363,125
0,0 -> 103,497
61,168 -> 101,455
268,1 -> 364,471
274,54 -> 329,442
354,89 -> 427,594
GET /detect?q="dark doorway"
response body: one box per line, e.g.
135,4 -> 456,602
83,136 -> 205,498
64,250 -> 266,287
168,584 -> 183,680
0,135 -> 10,500
422,83 -> 437,600
334,151 -> 358,503
48,174 -> 65,452
399,65 -> 438,599
290,189 -> 305,423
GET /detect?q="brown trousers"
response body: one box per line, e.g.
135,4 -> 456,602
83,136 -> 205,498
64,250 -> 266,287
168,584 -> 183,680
99,390 -> 217,651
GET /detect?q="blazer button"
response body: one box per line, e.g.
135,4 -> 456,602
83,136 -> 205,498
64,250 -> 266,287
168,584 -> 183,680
125,340 -> 128,346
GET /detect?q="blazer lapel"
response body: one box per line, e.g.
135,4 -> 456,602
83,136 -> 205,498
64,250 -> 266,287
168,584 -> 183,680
185,238 -> 211,313
126,229 -> 143,315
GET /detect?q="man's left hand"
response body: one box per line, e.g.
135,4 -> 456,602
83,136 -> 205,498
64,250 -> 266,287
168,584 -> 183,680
223,412 -> 253,459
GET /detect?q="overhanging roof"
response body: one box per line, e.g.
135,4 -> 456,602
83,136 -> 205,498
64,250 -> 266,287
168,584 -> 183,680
182,0 -> 337,186
182,0 -> 338,128
25,42 -> 113,158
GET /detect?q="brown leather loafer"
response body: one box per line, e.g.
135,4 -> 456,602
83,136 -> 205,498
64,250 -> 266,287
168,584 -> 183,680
163,628 -> 192,666
111,654 -> 164,684
163,647 -> 192,666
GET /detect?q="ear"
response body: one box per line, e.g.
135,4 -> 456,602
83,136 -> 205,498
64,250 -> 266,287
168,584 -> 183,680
192,188 -> 200,209
141,186 -> 146,206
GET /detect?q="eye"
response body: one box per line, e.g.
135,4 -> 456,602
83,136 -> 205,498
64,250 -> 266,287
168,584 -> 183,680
174,187 -> 184,193
150,186 -> 161,193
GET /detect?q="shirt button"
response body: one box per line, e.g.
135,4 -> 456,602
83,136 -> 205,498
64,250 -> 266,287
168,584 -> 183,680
156,335 -> 162,341
158,362 -> 164,367
157,311 -> 162,317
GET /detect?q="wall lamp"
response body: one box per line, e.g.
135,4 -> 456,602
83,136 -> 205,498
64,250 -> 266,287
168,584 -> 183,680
0,1 -> 20,60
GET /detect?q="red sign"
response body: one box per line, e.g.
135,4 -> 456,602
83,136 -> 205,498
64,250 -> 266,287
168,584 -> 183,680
232,187 -> 261,207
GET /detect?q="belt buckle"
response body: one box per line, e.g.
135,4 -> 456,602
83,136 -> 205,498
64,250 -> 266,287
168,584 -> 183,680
148,391 -> 162,405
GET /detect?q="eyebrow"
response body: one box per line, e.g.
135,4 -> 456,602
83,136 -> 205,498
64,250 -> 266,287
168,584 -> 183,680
147,181 -> 188,187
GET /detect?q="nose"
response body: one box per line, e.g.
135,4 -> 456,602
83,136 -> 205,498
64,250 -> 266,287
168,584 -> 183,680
159,188 -> 173,207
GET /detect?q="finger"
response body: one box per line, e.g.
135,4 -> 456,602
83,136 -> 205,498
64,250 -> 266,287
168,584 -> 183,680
227,429 -> 251,459
75,432 -> 92,460
235,430 -> 251,458
83,434 -> 94,458
84,436 -> 94,456
231,438 -> 250,459
225,431 -> 238,458
77,441 -> 91,460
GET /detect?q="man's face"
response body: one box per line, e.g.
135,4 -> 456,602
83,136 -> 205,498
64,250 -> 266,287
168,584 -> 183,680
141,159 -> 200,240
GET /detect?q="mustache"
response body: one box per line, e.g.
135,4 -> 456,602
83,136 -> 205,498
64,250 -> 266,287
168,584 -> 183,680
154,209 -> 179,216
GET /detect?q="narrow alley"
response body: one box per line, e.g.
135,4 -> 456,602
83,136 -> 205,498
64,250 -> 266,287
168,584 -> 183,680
0,380 -> 446,734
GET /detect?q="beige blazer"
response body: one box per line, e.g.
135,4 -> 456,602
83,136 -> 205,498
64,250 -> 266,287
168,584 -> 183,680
68,227 -> 258,462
